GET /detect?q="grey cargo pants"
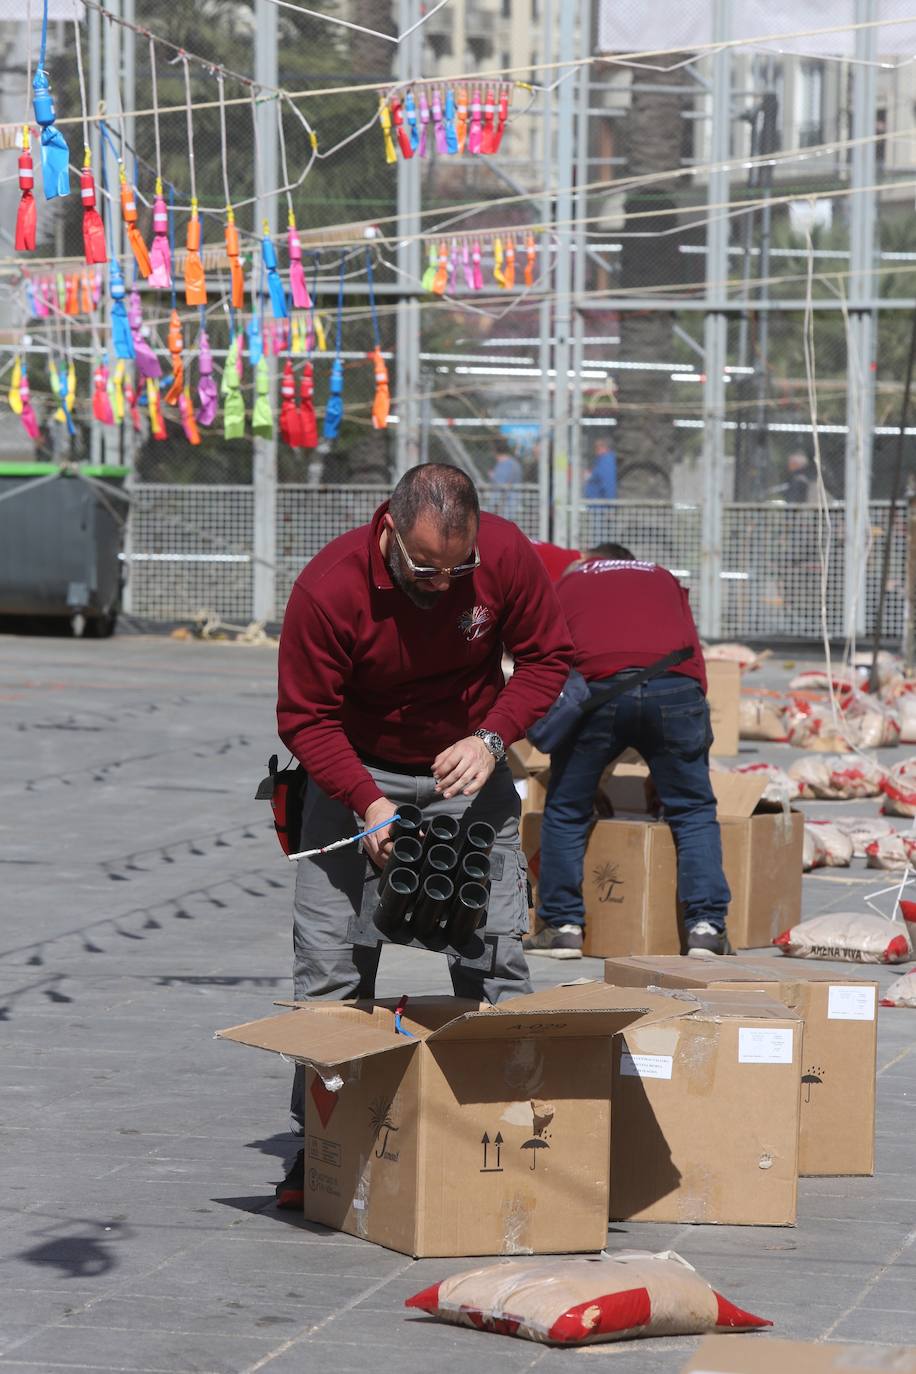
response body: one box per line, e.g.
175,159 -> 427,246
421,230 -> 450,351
289,756 -> 533,1132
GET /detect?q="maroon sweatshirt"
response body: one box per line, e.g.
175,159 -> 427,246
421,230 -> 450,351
557,558 -> 706,692
277,502 -> 574,816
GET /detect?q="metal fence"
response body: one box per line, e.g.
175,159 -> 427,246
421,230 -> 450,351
126,485 -> 909,643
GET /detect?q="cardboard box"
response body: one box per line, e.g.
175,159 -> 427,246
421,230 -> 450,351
682,1335 -> 916,1373
609,987 -> 802,1225
217,984 -> 693,1258
508,742 -> 550,823
705,658 -> 740,756
603,955 -> 878,1177
576,771 -> 801,956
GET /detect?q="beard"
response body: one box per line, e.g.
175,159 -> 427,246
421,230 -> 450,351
388,540 -> 445,610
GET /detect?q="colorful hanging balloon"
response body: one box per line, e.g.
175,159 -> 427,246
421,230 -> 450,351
184,199 -> 207,306
93,359 -> 115,425
164,310 -> 184,407
278,359 -> 302,447
7,357 -> 23,415
262,224 -> 289,320
370,347 -> 390,430
179,387 -> 201,445
15,127 -> 36,252
120,168 -> 151,277
472,238 -> 483,290
462,240 -> 474,291
80,151 -> 107,265
379,96 -> 397,165
493,236 -> 505,288
196,329 -> 218,426
298,362 -> 318,448
444,86 -> 458,155
252,356 -> 273,437
431,87 -> 446,155
18,364 -> 40,441
323,357 -> 344,440
503,235 -> 516,289
32,67 -> 70,200
469,87 -> 482,155
148,183 -> 172,289
110,360 -> 126,422
287,214 -> 310,310
432,241 -> 448,296
221,335 -> 245,439
389,95 -> 413,160
146,377 -> 167,440
493,85 -> 510,152
109,258 -> 135,361
418,89 -> 431,156
124,374 -> 141,432
421,243 -> 437,293
524,231 -> 537,287
456,86 -> 468,154
128,287 -> 162,380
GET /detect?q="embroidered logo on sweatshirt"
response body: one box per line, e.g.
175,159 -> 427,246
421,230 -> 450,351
458,605 -> 494,641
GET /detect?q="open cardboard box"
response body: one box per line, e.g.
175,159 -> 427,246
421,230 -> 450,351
605,955 -> 877,1177
682,1335 -> 916,1373
524,767 -> 803,957
609,985 -> 803,1225
217,983 -> 695,1258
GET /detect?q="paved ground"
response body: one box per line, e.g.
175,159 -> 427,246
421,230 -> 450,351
1,631 -> 914,1374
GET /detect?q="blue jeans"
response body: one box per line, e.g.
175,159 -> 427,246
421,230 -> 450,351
537,673 -> 731,932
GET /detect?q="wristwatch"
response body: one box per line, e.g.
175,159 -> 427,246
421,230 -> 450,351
473,728 -> 506,762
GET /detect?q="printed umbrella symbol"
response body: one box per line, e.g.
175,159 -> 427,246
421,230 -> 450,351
521,1138 -> 550,1171
801,1070 -> 823,1104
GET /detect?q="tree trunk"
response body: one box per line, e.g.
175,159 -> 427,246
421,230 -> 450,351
616,62 -> 691,498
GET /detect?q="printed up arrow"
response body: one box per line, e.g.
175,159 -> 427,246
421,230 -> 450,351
494,1131 -> 503,1168
481,1130 -> 490,1168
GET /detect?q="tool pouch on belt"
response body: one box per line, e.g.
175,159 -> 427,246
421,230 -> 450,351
256,754 -> 307,856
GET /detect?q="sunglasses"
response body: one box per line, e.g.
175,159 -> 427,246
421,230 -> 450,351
391,523 -> 480,581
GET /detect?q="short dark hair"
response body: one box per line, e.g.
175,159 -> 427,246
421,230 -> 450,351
587,542 -> 635,561
389,464 -> 480,537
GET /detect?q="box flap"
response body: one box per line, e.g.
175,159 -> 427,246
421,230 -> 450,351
679,987 -> 803,1021
216,1007 -> 411,1071
711,771 -> 767,817
426,981 -> 693,1044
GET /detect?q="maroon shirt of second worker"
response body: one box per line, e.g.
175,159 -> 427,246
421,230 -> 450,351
278,502 -> 574,817
557,558 -> 706,692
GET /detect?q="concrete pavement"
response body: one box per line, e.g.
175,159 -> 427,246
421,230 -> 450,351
1,632 -> 914,1373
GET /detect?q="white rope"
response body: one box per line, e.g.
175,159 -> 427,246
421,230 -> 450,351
182,55 -> 197,206
149,35 -> 162,186
73,15 -> 91,158
218,73 -> 231,211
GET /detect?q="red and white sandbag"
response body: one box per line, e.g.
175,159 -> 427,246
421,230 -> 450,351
833,816 -> 899,858
738,696 -> 788,742
844,696 -> 901,749
851,649 -> 902,689
785,701 -> 849,751
805,821 -> 853,867
788,754 -> 882,801
881,759 -> 916,817
865,833 -> 916,870
734,762 -> 800,803
880,967 -> 916,1008
774,912 -> 912,964
704,643 -> 768,672
803,825 -> 828,871
405,1251 -> 771,1347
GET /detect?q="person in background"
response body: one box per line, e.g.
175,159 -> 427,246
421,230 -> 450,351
274,463 -> 573,1206
784,450 -> 814,504
490,447 -> 524,522
584,438 -> 618,501
525,542 -> 732,960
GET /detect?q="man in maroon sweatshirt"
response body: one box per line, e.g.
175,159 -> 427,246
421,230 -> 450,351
273,464 -> 573,1205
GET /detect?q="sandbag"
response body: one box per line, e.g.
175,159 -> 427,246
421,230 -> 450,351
785,701 -> 849,751
881,759 -> 916,817
788,668 -> 858,694
865,833 -> 916,870
704,643 -> 768,672
803,825 -> 828,871
734,762 -> 800,803
844,696 -> 901,749
880,967 -> 916,1007
788,754 -> 882,801
774,912 -> 912,963
405,1251 -> 771,1347
851,649 -> 902,688
898,696 -> 916,744
806,821 -> 853,867
738,696 -> 788,742
833,816 -> 899,858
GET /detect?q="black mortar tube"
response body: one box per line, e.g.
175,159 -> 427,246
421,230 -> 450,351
411,873 -> 455,939
420,842 -> 459,885
445,880 -> 488,948
372,866 -> 419,936
460,820 -> 496,863
460,851 -> 491,887
390,803 -> 424,842
377,836 -> 423,895
421,813 -> 460,860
